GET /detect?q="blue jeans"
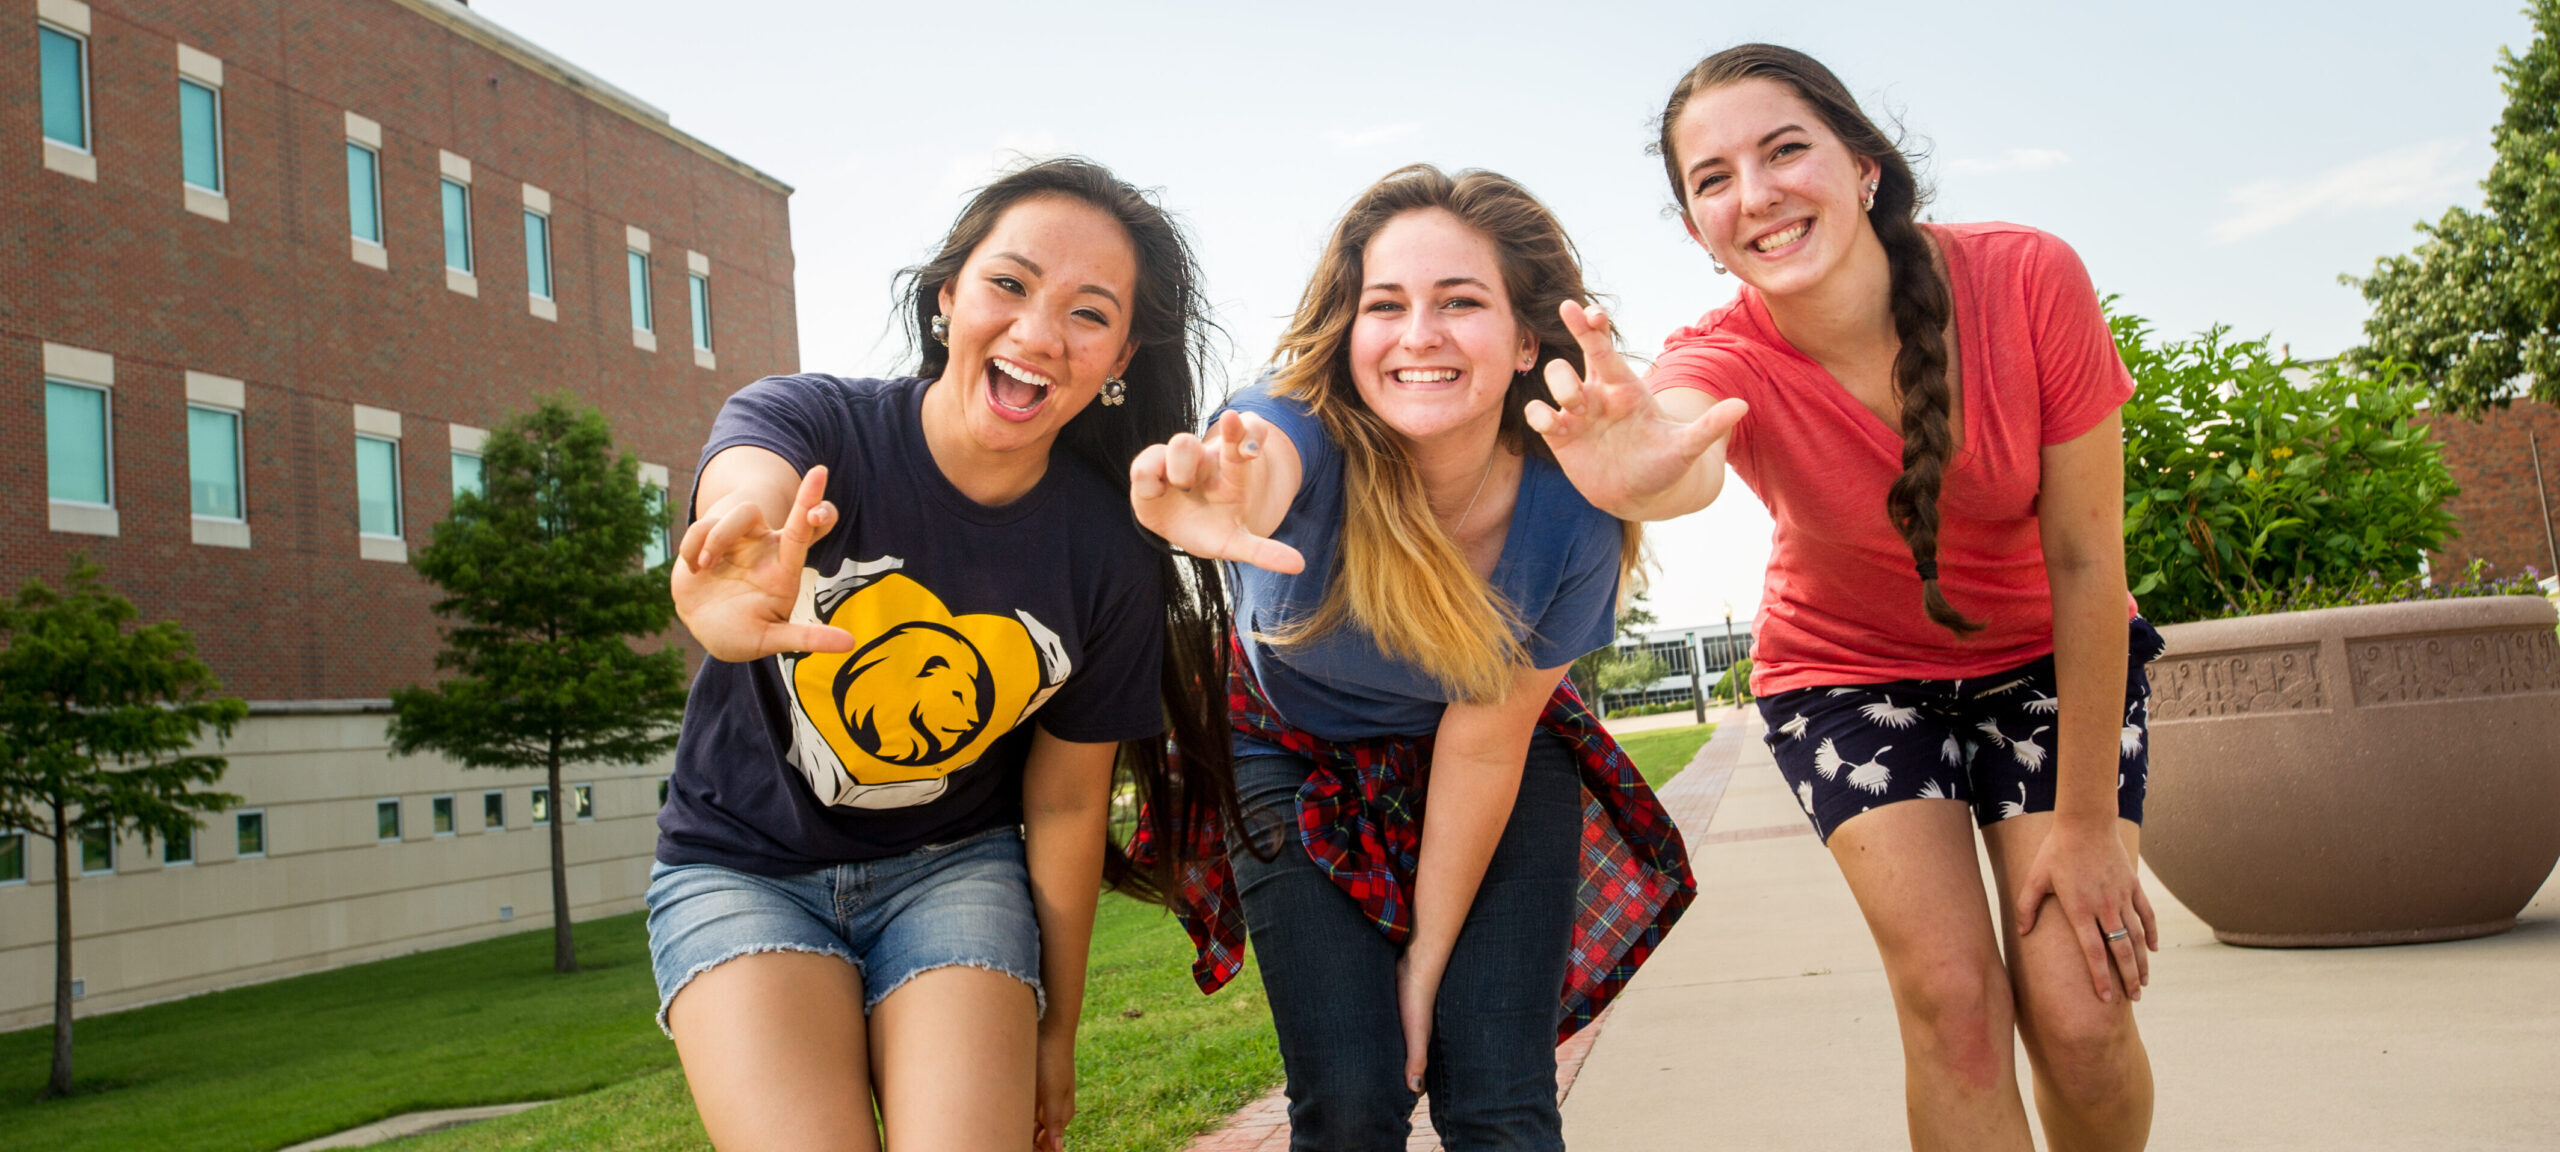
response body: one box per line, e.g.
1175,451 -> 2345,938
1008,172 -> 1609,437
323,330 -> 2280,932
1231,734 -> 1581,1152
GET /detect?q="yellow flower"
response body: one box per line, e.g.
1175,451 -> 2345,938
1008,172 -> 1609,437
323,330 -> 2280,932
2270,447 -> 2294,459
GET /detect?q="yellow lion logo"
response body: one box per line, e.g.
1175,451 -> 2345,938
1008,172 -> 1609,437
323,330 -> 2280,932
838,623 -> 993,766
788,573 -> 1044,797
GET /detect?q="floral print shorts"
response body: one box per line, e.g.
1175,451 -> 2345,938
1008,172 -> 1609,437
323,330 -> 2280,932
1757,618 -> 2167,844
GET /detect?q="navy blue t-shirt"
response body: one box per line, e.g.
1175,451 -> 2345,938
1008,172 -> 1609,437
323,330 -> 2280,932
1218,381 -> 1622,746
656,375 -> 1166,873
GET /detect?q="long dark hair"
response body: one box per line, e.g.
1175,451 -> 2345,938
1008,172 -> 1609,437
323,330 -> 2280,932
892,158 -> 1234,900
1658,45 -> 1982,635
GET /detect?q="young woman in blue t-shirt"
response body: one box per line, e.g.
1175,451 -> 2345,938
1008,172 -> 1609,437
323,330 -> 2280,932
656,159 -> 1231,1152
1131,165 -> 1693,1150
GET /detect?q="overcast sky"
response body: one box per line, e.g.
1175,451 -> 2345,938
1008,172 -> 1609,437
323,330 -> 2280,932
474,0 -> 2533,631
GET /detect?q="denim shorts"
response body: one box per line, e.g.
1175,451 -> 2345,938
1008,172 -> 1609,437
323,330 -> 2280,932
1758,617 -> 2167,844
644,824 -> 1042,1035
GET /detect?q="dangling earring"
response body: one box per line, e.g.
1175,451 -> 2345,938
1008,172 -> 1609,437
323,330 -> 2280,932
1100,376 -> 1127,407
1711,253 -> 1728,275
930,313 -> 950,344
1862,180 -> 1879,212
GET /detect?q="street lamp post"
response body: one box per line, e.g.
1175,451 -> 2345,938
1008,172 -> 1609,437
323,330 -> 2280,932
1687,630 -> 1706,724
1721,603 -> 1738,706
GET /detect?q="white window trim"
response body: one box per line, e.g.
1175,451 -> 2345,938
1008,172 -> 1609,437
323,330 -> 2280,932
355,434 -> 404,539
0,829 -> 29,885
45,375 -> 115,512
234,809 -> 267,859
431,793 -> 457,837
482,788 -> 506,832
186,401 -> 247,525
375,797 -> 402,844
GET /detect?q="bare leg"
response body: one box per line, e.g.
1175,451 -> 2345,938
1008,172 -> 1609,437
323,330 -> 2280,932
1827,799 -> 2035,1152
1984,814 -> 2155,1152
668,951 -> 880,1152
869,966 -> 1038,1151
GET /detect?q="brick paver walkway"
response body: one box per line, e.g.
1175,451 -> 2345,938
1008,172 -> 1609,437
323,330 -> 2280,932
1183,710 -> 1748,1151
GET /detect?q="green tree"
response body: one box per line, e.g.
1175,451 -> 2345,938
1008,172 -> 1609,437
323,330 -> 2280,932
2116,312 -> 2459,624
1713,656 -> 1754,706
0,557 -> 245,1098
389,398 -> 687,974
2350,0 -> 2560,412
1572,591 -> 1666,718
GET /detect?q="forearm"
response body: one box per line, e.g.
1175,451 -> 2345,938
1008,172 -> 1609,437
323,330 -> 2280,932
1406,748 -> 1527,977
1606,441 -> 1730,522
1021,744 -> 1113,1044
2047,563 -> 2129,824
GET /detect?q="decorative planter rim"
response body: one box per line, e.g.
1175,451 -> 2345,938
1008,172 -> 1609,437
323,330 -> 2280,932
2156,593 -> 2557,650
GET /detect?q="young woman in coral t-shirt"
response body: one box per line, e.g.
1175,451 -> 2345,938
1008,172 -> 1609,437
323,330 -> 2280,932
1530,44 -> 2164,1151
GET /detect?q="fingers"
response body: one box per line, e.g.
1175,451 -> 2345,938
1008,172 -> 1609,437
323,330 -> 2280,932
768,623 -> 854,655
2014,874 -> 2048,936
2134,881 -> 2161,951
1557,300 -> 1639,386
675,514 -> 717,574
1162,431 -> 1212,493
1544,356 -> 1587,415
1226,527 -> 1306,575
2104,911 -> 2143,1001
1130,442 -> 1173,503
691,499 -> 771,573
778,466 -> 832,550
2072,914 -> 2120,1003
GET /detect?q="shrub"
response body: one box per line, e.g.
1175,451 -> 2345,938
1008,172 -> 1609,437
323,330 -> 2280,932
2115,311 -> 2460,625
2212,559 -> 2544,619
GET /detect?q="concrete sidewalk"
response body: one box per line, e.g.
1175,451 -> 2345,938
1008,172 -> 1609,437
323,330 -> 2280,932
1561,709 -> 2560,1150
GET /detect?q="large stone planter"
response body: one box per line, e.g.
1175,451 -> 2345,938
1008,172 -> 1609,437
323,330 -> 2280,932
2144,595 -> 2560,947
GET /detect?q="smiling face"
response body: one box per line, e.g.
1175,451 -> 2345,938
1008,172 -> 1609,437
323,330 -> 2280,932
934,194 -> 1140,455
1346,208 -> 1537,448
1668,78 -> 1882,299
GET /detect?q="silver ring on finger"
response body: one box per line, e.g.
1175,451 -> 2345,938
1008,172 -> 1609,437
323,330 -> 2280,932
2103,926 -> 2131,943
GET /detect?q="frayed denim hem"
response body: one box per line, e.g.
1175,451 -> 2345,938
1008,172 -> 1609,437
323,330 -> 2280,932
864,957 -> 1046,1021
654,942 -> 859,1038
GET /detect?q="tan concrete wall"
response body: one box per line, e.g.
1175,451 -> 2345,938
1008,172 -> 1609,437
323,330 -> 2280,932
0,710 -> 671,1032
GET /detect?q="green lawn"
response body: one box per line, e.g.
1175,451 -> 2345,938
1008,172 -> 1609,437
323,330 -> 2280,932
1615,722 -> 1719,790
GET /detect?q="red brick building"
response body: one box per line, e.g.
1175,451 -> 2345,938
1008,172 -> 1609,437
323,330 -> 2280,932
2424,401 -> 2560,585
3,0 -> 796,1026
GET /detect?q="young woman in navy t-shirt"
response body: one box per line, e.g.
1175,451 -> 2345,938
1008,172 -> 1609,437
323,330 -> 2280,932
654,159 -> 1231,1152
1131,165 -> 1692,1150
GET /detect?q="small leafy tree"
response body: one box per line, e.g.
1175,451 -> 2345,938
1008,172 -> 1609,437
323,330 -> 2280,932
0,557 -> 245,1098
1572,592 -> 1666,717
2116,311 -> 2459,624
1713,656 -> 1754,705
390,398 -> 686,974
2349,0 -> 2560,412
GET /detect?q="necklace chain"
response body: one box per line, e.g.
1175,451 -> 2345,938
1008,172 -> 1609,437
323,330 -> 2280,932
1451,451 -> 1497,537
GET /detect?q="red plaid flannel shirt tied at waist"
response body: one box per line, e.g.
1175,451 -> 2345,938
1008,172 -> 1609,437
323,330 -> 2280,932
1132,641 -> 1699,1042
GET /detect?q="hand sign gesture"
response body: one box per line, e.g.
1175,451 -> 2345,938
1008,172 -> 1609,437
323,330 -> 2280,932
671,464 -> 857,663
1130,410 -> 1307,574
1525,300 -> 1748,521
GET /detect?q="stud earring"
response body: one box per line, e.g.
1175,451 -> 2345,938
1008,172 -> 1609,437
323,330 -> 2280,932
1862,180 -> 1879,212
1100,376 -> 1127,406
930,313 -> 950,344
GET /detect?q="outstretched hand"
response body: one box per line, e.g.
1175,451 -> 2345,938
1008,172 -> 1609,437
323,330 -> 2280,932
1130,410 -> 1306,574
670,465 -> 856,663
1525,300 -> 1747,520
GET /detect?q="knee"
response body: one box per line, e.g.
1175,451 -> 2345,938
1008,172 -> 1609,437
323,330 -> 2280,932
1893,960 -> 2015,1088
2021,1004 -> 2141,1105
1285,1063 -> 1413,1147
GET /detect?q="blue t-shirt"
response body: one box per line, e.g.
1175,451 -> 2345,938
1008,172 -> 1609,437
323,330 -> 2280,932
656,374 -> 1166,873
1218,381 -> 1623,746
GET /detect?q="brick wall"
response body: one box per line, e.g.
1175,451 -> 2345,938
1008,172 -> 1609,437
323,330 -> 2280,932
2421,400 -> 2560,582
3,0 -> 797,700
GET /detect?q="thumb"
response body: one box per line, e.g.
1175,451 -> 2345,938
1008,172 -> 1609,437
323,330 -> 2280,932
1671,397 -> 1750,457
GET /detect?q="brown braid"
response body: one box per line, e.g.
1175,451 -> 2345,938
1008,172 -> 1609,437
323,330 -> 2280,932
1656,45 -> 1983,634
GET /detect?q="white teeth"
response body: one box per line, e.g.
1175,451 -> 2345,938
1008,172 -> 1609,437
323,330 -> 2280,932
1753,222 -> 1810,253
990,358 -> 1053,387
1393,368 -> 1460,383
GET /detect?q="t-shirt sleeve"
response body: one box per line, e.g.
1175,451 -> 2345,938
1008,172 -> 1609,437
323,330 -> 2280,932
2024,234 -> 2137,445
1526,507 -> 1625,670
1035,537 -> 1169,745
692,375 -> 847,520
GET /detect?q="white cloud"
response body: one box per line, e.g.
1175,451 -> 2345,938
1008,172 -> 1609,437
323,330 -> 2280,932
2212,139 -> 2475,244
1946,147 -> 2072,175
1321,123 -> 1423,151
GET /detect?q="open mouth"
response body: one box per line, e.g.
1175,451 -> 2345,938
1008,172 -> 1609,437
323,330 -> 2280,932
1390,367 -> 1463,386
1749,217 -> 1813,256
984,357 -> 1054,422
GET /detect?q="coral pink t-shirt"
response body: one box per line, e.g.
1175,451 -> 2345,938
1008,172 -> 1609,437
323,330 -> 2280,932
1652,223 -> 2136,695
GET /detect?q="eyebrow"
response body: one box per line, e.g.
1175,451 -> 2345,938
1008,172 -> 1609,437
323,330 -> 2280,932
1363,276 -> 1493,294
1684,123 -> 1809,178
991,250 -> 1122,308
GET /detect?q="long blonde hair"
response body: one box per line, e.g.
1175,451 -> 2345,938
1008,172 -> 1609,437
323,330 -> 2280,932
1267,164 -> 1645,703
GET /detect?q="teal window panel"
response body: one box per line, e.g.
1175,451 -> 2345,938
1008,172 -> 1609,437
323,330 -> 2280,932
451,451 -> 482,499
523,211 -> 552,298
180,79 -> 223,191
356,435 -> 402,537
441,179 -> 472,272
376,799 -> 400,842
46,381 -> 111,505
641,486 -> 668,568
188,405 -> 243,519
347,144 -> 382,243
40,25 -> 87,149
236,811 -> 265,857
689,274 -> 713,351
627,251 -> 653,331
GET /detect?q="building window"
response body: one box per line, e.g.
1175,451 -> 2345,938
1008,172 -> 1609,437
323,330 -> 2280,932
188,404 -> 244,520
356,435 -> 402,538
483,790 -> 505,830
40,22 -> 88,151
347,143 -> 383,245
641,484 -> 668,568
80,824 -> 113,875
441,178 -> 473,273
627,251 -> 653,332
236,810 -> 266,857
573,783 -> 594,820
376,798 -> 401,843
163,823 -> 194,865
524,211 -> 553,299
1,831 -> 27,883
657,778 -> 671,807
689,274 -> 713,351
451,451 -> 483,499
530,787 -> 551,825
432,795 -> 455,836
179,78 -> 223,192
47,380 -> 112,506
